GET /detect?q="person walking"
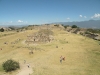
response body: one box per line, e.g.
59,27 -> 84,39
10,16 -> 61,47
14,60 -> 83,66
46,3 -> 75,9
24,60 -> 26,64
60,56 -> 63,63
27,63 -> 30,68
63,57 -> 65,61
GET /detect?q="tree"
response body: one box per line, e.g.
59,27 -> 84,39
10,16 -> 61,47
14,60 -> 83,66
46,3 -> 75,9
54,24 -> 59,27
63,25 -> 69,29
8,27 -> 15,30
87,28 -> 100,34
0,28 -> 4,32
72,25 -> 78,28
2,59 -> 20,72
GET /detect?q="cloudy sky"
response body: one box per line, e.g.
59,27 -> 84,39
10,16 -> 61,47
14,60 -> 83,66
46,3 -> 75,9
0,0 -> 100,25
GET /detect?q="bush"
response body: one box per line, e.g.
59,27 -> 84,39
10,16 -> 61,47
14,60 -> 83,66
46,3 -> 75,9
0,28 -> 4,32
63,25 -> 69,29
72,25 -> 78,28
54,24 -> 59,27
87,28 -> 100,34
2,59 -> 20,72
85,31 -> 90,34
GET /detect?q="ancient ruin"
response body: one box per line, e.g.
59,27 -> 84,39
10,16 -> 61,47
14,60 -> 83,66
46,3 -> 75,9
25,29 -> 54,44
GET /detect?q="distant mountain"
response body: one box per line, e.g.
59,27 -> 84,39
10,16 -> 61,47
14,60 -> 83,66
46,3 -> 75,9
52,20 -> 100,28
0,20 -> 100,29
0,25 -> 28,27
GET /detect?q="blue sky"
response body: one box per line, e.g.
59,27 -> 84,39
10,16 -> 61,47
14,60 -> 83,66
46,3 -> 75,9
0,0 -> 100,25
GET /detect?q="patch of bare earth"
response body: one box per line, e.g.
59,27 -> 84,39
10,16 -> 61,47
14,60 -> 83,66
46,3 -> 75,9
16,63 -> 33,75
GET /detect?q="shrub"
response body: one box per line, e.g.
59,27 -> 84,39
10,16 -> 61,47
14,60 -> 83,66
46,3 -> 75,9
85,31 -> 90,34
16,30 -> 19,32
0,28 -> 4,32
2,59 -> 20,72
54,24 -> 59,27
87,28 -> 100,34
72,25 -> 78,28
63,25 -> 69,29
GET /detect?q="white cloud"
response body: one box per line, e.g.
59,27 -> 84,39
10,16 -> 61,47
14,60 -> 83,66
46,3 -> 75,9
84,16 -> 87,18
91,13 -> 100,18
18,20 -> 23,23
79,15 -> 82,17
67,18 -> 70,20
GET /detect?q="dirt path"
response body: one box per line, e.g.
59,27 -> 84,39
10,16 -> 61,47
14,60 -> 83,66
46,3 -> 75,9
16,63 -> 33,75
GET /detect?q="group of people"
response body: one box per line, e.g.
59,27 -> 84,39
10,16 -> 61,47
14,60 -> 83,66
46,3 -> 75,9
24,55 -> 65,68
60,56 -> 65,63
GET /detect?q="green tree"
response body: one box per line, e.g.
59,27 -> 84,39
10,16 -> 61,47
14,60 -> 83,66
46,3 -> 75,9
72,25 -> 78,28
63,25 -> 69,29
87,28 -> 100,33
0,28 -> 4,32
2,59 -> 20,72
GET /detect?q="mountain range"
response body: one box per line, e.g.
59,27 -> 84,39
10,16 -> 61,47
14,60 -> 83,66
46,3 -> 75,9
53,20 -> 100,28
0,20 -> 100,29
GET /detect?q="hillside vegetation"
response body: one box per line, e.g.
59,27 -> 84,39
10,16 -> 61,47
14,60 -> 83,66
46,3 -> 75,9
0,26 -> 100,75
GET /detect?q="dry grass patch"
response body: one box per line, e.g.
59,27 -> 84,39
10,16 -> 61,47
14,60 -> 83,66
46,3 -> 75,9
0,29 -> 100,75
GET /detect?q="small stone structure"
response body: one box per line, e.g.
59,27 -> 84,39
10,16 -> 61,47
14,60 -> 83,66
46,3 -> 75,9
25,29 -> 54,44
